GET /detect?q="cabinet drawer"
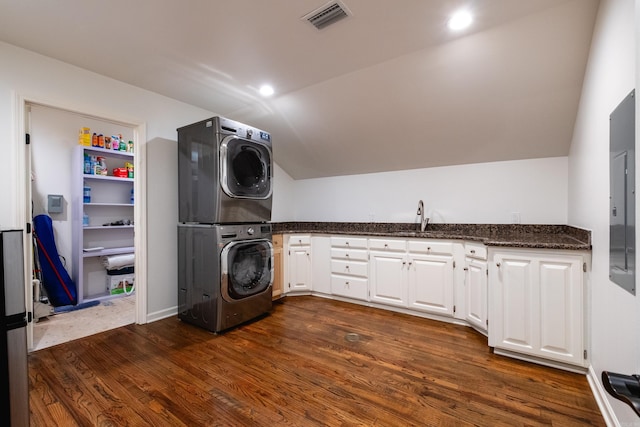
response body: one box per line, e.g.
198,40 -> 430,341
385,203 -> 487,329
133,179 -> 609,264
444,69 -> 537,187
272,234 -> 283,248
288,235 -> 311,246
331,248 -> 368,261
330,236 -> 367,249
368,238 -> 406,252
331,275 -> 368,300
464,242 -> 487,260
407,240 -> 453,255
331,259 -> 368,277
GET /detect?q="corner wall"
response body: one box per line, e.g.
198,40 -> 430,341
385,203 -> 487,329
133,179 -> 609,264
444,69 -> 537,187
567,0 -> 637,424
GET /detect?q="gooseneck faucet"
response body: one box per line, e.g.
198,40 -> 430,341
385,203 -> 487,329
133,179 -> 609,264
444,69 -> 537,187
417,200 -> 430,232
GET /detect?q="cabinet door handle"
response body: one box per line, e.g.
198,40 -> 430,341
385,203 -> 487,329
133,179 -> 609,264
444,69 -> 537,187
496,262 -> 501,267
470,249 -> 476,254
463,267 -> 469,271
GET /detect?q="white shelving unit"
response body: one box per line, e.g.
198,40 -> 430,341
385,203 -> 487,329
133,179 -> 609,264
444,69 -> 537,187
72,145 -> 135,303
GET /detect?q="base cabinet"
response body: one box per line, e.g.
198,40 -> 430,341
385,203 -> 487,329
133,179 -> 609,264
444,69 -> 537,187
369,239 -> 455,316
464,243 -> 488,332
369,239 -> 407,307
330,236 -> 368,300
286,235 -> 312,292
407,241 -> 454,316
489,249 -> 586,367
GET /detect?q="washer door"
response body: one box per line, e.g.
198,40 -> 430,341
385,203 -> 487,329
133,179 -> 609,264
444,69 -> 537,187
220,135 -> 272,199
221,239 -> 273,301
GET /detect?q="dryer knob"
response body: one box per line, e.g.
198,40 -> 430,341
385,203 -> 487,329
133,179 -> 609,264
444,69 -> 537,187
247,227 -> 254,235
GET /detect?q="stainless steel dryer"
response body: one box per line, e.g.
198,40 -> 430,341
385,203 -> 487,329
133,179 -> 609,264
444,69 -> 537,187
177,223 -> 273,333
178,116 -> 273,224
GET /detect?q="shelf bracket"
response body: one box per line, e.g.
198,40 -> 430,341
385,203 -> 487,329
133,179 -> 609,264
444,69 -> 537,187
602,371 -> 640,417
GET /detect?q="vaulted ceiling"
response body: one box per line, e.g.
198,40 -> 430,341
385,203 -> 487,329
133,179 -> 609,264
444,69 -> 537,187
0,0 -> 599,179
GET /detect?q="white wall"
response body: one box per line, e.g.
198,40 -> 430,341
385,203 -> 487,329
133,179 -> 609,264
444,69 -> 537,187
0,41 -> 213,320
568,0 -> 636,424
292,157 -> 568,224
272,163 -> 296,222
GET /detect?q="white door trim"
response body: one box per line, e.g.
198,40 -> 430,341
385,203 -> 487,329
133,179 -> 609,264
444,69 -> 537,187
13,92 -> 148,350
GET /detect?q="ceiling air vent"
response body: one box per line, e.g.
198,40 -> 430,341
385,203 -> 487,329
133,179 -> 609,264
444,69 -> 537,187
302,1 -> 352,30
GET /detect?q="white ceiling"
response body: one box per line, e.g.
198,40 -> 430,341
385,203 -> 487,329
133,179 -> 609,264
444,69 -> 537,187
0,0 -> 599,179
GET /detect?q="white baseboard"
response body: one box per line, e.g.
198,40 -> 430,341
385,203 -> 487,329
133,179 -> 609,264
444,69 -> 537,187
587,365 -> 619,427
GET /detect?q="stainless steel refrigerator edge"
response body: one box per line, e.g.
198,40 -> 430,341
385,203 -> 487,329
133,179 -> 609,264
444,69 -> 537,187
1,230 -> 29,426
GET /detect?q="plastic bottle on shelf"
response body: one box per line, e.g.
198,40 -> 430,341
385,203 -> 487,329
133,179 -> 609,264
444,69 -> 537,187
130,187 -> 134,204
83,212 -> 89,227
83,154 -> 91,174
83,185 -> 91,203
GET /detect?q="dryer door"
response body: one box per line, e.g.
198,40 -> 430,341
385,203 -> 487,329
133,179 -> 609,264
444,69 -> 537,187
220,136 -> 272,199
221,239 -> 273,301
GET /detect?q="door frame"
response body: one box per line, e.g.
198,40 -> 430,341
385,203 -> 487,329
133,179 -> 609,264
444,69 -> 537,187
13,92 -> 148,350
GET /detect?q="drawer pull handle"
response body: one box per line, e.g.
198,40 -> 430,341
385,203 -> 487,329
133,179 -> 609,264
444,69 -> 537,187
496,262 -> 501,267
470,249 -> 476,254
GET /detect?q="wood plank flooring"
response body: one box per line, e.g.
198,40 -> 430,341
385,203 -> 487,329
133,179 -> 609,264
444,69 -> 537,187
28,296 -> 605,426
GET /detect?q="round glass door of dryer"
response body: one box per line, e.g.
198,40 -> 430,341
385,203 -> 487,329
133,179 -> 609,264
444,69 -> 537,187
220,136 -> 272,199
221,239 -> 273,301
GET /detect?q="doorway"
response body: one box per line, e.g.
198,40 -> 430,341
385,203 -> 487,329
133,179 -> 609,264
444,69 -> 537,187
20,100 -> 146,351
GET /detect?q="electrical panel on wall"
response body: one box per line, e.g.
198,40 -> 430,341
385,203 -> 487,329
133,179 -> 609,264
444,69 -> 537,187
610,89 -> 635,294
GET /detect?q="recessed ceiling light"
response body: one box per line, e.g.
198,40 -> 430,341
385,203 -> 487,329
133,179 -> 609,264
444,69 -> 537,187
259,84 -> 275,97
448,10 -> 473,31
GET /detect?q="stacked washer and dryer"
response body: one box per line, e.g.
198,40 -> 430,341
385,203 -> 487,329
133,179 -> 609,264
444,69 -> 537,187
177,117 -> 274,333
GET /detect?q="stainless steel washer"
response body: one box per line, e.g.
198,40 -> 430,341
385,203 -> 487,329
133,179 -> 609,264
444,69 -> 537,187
178,223 -> 273,333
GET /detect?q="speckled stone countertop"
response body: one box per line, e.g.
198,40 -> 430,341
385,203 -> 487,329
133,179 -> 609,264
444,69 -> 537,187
271,222 -> 591,251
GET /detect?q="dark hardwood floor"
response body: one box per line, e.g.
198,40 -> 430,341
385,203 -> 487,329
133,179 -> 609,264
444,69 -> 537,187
28,296 -> 605,426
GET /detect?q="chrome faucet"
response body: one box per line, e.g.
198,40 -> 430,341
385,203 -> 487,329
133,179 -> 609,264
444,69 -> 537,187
417,200 -> 430,232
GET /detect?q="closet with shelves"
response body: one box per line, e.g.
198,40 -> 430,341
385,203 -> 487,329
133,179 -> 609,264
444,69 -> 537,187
71,145 -> 135,303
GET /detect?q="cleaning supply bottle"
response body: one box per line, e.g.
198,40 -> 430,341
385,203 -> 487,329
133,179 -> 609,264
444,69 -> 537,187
130,187 -> 134,204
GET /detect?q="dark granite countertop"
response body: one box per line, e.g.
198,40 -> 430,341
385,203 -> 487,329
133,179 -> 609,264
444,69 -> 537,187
271,222 -> 591,251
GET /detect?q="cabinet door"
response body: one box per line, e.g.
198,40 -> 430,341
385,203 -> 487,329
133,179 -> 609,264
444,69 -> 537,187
369,251 -> 407,307
537,257 -> 584,364
491,255 -> 535,352
491,251 -> 585,366
288,246 -> 311,292
408,254 -> 454,316
465,258 -> 487,332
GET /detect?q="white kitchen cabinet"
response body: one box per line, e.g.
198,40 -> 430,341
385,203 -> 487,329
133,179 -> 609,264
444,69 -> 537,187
464,242 -> 488,333
330,236 -> 368,300
72,145 -> 135,303
407,241 -> 455,316
369,238 -> 408,307
489,249 -> 587,368
368,239 -> 455,316
286,235 -> 312,292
